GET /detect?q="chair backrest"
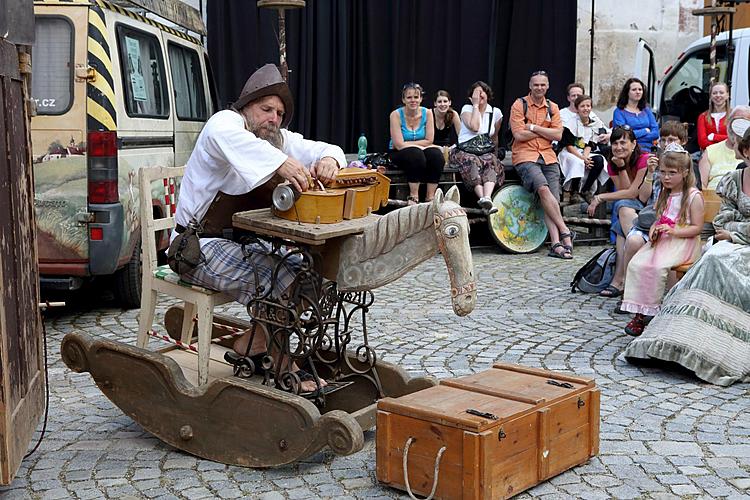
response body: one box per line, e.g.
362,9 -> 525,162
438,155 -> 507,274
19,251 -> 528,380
139,165 -> 186,275
704,189 -> 721,224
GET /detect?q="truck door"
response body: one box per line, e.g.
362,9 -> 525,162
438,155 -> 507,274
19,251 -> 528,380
633,38 -> 657,108
31,4 -> 90,273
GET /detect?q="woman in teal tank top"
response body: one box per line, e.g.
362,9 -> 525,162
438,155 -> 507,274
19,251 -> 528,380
389,82 -> 445,205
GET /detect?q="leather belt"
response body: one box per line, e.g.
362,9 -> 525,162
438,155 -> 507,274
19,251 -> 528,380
174,223 -> 226,239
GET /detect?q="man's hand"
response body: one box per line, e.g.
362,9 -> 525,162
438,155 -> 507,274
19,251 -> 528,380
310,157 -> 340,186
715,229 -> 732,241
277,157 -> 310,193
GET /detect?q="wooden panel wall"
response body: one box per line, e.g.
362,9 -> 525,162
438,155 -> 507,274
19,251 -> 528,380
703,1 -> 750,35
0,39 -> 46,486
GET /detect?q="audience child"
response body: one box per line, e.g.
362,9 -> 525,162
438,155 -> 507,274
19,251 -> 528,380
620,144 -> 705,336
389,82 -> 445,205
613,78 -> 659,150
696,82 -> 729,150
612,121 -> 688,313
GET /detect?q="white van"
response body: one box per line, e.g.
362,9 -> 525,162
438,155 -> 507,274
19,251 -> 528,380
31,0 -> 213,307
636,29 -> 750,149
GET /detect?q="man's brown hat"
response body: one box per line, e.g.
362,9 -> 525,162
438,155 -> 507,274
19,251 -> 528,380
232,64 -> 293,127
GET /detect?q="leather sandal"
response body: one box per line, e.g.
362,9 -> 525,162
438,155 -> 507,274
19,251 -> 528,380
560,231 -> 576,252
624,314 -> 647,337
406,195 -> 419,206
548,242 -> 572,259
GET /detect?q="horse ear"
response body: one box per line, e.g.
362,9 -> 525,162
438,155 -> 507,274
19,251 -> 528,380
432,188 -> 444,209
446,185 -> 461,204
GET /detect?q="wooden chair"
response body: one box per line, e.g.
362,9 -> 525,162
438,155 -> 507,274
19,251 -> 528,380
673,189 -> 722,280
137,165 -> 233,386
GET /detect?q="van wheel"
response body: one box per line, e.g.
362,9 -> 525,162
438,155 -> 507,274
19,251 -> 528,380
115,237 -> 142,309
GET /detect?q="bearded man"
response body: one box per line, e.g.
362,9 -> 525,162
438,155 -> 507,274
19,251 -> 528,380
171,64 -> 345,392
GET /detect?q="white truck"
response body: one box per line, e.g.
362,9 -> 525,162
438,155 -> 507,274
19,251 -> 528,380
635,28 -> 750,150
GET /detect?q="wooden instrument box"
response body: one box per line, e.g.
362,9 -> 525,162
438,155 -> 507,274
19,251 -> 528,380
376,363 -> 600,499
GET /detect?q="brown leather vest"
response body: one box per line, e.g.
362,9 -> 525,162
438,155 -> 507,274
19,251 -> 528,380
200,176 -> 281,236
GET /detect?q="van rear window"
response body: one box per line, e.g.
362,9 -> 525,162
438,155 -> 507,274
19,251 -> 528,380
31,17 -> 73,115
116,25 -> 169,118
168,43 -> 207,121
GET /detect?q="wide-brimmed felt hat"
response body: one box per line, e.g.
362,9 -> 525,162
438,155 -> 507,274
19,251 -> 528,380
232,64 -> 293,127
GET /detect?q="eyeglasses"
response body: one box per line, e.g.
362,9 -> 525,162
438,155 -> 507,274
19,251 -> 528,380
614,124 -> 632,131
531,70 -> 548,77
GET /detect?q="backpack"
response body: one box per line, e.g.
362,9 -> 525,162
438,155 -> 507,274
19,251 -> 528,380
570,247 -> 616,293
500,97 -> 557,154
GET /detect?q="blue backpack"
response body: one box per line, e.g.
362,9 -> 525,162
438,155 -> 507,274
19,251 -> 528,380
570,248 -> 616,293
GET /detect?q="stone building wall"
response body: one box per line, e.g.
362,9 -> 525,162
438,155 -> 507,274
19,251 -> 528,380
575,0 -> 705,122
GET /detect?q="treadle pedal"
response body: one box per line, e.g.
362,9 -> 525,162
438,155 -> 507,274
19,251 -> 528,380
300,380 -> 353,400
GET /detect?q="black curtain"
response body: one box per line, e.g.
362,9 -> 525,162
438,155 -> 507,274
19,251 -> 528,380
208,0 -> 577,154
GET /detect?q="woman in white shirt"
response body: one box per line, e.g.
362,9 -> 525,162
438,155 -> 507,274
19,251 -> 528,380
558,94 -> 610,202
449,81 -> 504,210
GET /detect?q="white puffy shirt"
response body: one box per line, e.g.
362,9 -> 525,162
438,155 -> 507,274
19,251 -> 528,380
174,110 -> 346,233
457,105 -> 503,144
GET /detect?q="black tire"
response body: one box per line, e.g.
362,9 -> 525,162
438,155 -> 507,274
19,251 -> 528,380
114,237 -> 142,309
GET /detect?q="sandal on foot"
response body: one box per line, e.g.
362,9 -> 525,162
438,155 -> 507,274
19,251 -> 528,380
624,314 -> 647,337
406,195 -> 419,206
599,285 -> 623,298
548,242 -> 573,259
560,231 -> 576,252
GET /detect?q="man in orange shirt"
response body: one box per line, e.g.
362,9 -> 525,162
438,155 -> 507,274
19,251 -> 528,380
511,71 -> 575,259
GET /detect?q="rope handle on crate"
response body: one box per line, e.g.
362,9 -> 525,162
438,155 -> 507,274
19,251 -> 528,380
402,437 -> 446,500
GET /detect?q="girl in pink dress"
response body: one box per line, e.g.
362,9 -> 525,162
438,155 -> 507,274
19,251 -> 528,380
621,144 -> 705,336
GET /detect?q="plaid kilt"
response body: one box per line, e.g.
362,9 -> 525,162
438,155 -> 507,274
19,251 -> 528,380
181,239 -> 301,305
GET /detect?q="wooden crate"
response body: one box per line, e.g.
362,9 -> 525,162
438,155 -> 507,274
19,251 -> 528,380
376,363 -> 600,499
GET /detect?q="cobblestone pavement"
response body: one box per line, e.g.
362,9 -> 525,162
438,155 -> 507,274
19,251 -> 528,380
1,245 -> 749,500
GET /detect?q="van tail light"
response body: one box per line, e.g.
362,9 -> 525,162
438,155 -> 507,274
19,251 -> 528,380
87,131 -> 119,204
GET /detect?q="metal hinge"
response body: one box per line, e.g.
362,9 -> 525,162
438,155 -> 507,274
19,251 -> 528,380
75,65 -> 96,82
76,212 -> 95,224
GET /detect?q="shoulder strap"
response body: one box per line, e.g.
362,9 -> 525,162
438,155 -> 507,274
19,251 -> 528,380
520,97 -> 528,124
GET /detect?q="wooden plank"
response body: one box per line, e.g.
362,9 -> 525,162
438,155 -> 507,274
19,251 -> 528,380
375,411 -> 392,484
492,363 -> 595,386
536,408 -> 550,481
109,0 -> 206,34
0,41 -> 45,485
232,208 -> 380,244
590,388 -> 601,456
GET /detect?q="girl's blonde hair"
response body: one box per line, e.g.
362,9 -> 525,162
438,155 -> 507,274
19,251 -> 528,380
654,151 -> 696,226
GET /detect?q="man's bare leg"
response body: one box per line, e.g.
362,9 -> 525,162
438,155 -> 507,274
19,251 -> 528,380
232,327 -> 268,357
538,185 -> 571,245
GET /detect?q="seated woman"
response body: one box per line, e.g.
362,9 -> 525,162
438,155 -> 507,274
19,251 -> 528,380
698,106 -> 750,188
624,128 -> 750,385
696,81 -> 729,150
389,82 -> 445,205
612,78 -> 659,150
587,126 -> 651,297
557,94 -> 610,202
432,90 -> 461,148
450,81 -> 504,210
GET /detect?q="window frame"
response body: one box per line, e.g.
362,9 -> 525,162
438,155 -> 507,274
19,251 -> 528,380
115,22 -> 170,120
661,44 -> 729,107
167,41 -> 208,122
32,14 -> 75,116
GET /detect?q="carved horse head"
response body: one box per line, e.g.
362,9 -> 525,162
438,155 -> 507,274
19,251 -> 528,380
432,186 -> 476,316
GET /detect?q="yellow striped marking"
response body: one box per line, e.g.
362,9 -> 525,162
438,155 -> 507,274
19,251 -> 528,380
89,71 -> 115,105
88,7 -> 108,37
88,36 -> 113,73
87,97 -> 116,130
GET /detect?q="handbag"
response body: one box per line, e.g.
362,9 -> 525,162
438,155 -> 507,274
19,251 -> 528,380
457,109 -> 495,155
167,219 -> 205,274
633,206 -> 657,233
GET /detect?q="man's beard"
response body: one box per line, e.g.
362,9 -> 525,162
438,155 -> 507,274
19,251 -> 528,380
249,119 -> 284,150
